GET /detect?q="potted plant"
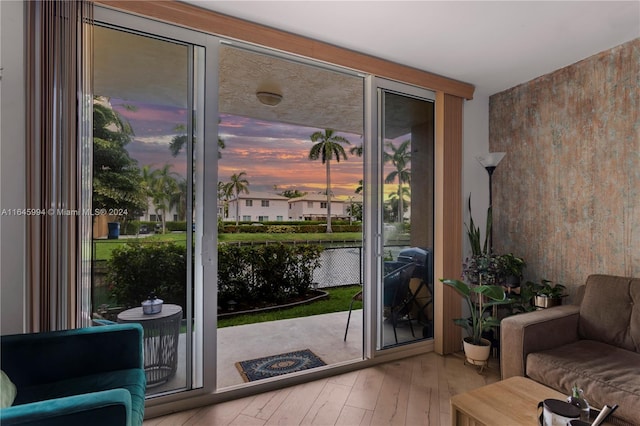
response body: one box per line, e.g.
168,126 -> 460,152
508,279 -> 539,314
500,253 -> 526,288
465,195 -> 490,257
530,279 -> 567,309
462,253 -> 505,285
441,278 -> 508,369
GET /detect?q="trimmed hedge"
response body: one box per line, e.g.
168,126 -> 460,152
106,241 -> 323,312
217,243 -> 323,307
107,242 -> 187,311
221,224 -> 361,234
122,220 -> 361,235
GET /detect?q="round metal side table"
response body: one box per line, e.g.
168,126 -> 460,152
117,304 -> 182,387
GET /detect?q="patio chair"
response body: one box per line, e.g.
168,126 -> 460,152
343,289 -> 363,341
343,262 -> 416,342
384,262 -> 417,343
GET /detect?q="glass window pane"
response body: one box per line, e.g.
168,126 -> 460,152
216,45 -> 364,388
92,25 -> 197,395
379,91 -> 435,349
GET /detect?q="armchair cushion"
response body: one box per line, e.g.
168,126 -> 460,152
1,324 -> 143,387
1,370 -> 17,408
500,304 -> 580,379
14,368 -> 146,424
527,339 -> 640,425
501,274 -> 640,425
0,324 -> 145,426
1,389 -> 131,426
579,275 -> 640,352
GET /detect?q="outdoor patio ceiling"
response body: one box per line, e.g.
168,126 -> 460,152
94,26 -> 429,138
94,26 -> 190,108
219,46 -> 364,135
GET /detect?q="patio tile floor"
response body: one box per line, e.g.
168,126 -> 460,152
151,309 -> 423,393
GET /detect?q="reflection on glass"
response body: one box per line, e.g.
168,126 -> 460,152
380,92 -> 435,349
92,25 -> 193,395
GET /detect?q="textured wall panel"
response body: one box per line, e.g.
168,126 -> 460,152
489,39 -> 639,299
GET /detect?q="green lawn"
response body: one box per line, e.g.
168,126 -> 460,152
218,232 -> 361,243
217,284 -> 362,328
93,234 -> 187,261
94,232 -> 362,261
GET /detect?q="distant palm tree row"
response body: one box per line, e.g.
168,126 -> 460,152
308,129 -> 351,233
384,139 -> 411,223
216,129 -> 411,231
94,98 -> 411,234
218,172 -> 250,226
141,164 -> 186,233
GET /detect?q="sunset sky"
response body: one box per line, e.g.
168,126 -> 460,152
114,99 -> 366,197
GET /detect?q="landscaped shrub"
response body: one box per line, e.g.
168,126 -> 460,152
107,242 -> 187,311
252,244 -> 322,301
119,221 -> 139,235
265,225 -> 297,234
217,243 -> 323,308
219,222 -> 361,234
108,241 -> 323,313
217,244 -> 254,305
165,221 -> 187,232
296,224 -> 328,233
328,225 -> 362,233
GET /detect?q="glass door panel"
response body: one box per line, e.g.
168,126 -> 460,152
216,45 -> 364,388
92,25 -> 201,395
378,87 -> 435,349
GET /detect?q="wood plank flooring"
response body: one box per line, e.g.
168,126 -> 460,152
144,352 -> 500,426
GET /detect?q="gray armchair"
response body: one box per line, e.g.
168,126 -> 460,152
1,323 -> 146,426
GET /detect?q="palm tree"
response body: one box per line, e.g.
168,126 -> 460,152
169,122 -> 226,158
308,129 -> 350,233
384,139 -> 411,223
228,172 -> 249,226
140,165 -> 158,224
349,144 -> 363,157
150,164 -> 179,233
355,179 -> 363,195
389,186 -> 411,222
217,181 -> 229,219
170,179 -> 188,221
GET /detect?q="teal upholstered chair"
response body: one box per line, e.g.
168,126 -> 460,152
0,324 -> 146,426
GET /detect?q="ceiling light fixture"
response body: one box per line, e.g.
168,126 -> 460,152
256,91 -> 283,106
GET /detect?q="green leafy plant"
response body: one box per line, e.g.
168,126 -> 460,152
107,242 -> 187,311
500,253 -> 526,278
531,279 -> 566,298
508,280 -> 539,313
463,253 -> 505,285
465,195 -> 491,256
441,278 -> 508,345
217,243 -> 323,308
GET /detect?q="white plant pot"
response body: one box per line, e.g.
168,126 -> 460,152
462,337 -> 491,366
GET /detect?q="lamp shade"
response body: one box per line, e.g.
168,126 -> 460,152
476,152 -> 506,168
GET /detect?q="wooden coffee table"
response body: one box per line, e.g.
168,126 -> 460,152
450,376 -> 609,425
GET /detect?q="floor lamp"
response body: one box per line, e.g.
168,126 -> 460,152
475,152 -> 506,253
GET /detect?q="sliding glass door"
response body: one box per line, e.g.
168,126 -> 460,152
376,81 -> 436,350
91,9 -> 211,396
91,5 -> 439,404
216,44 -> 365,388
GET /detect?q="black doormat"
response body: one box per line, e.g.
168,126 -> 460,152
235,349 -> 326,382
